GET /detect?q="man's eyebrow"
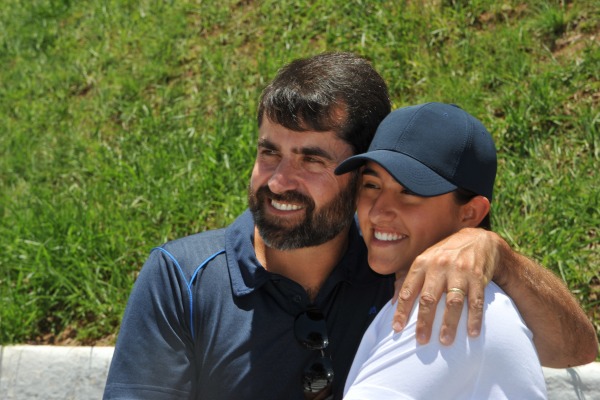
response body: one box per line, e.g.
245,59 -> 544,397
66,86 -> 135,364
257,138 -> 277,150
298,146 -> 335,161
257,138 -> 335,161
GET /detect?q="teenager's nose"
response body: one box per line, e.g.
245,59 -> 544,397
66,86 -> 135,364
369,192 -> 396,223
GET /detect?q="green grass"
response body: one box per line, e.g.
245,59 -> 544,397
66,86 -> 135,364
1,0 -> 598,353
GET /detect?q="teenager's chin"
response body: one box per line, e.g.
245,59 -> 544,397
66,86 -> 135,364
367,258 -> 400,276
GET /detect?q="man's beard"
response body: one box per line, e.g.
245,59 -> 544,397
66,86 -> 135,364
248,176 -> 358,250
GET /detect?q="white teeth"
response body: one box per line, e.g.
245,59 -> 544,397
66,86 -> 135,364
271,200 -> 302,211
374,231 -> 403,241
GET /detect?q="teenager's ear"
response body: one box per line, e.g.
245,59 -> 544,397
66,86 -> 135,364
461,196 -> 490,228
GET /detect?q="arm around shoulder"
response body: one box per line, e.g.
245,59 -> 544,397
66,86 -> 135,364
492,233 -> 599,368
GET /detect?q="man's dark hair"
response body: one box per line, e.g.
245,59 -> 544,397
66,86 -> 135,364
257,52 -> 391,154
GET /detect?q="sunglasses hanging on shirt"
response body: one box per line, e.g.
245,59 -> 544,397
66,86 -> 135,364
294,308 -> 334,395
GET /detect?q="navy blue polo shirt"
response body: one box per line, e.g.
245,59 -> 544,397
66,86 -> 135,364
104,210 -> 394,400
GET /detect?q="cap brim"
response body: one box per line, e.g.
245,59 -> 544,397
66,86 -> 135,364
335,150 -> 457,197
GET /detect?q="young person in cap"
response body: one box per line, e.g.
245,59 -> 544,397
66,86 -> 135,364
104,54 -> 596,400
338,102 -> 546,398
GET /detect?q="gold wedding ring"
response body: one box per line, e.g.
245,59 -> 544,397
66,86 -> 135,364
448,287 -> 466,297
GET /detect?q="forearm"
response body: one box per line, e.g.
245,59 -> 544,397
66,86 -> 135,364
493,235 -> 598,367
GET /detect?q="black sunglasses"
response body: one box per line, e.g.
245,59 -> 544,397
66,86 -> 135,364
294,308 -> 334,394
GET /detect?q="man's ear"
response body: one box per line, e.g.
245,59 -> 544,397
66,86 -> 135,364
460,196 -> 490,228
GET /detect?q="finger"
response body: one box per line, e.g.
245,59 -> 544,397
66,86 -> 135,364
415,291 -> 439,344
414,268 -> 448,344
392,271 -> 424,332
466,281 -> 486,337
439,288 -> 467,345
393,286 -> 418,332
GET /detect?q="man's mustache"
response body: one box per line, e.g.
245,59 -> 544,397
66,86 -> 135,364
255,185 -> 313,208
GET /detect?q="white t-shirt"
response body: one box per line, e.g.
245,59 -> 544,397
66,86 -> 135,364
343,282 -> 547,399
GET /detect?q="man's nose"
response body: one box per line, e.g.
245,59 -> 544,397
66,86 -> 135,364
268,159 -> 299,194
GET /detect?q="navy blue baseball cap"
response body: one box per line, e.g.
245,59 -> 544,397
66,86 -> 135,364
335,102 -> 497,201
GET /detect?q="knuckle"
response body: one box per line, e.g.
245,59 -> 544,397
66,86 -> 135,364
469,297 -> 485,312
395,310 -> 408,320
419,293 -> 437,307
450,257 -> 470,273
412,253 -> 427,266
446,295 -> 465,309
437,253 -> 453,265
397,289 -> 413,303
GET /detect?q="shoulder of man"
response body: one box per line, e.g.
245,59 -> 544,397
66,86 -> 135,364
152,228 -> 228,276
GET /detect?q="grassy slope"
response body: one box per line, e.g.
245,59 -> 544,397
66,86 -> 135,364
0,0 -> 598,348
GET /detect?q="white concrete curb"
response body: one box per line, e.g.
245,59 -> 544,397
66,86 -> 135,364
0,345 -> 598,399
0,346 -> 113,400
543,363 -> 600,399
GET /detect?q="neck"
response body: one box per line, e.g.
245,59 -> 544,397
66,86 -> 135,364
254,226 -> 350,302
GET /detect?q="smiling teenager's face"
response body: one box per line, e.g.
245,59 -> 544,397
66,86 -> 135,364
356,161 -> 468,277
248,117 -> 358,250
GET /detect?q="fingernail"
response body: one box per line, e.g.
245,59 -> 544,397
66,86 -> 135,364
441,334 -> 451,345
393,322 -> 403,332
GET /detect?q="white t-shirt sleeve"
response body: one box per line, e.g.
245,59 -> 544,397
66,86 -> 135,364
343,283 -> 547,400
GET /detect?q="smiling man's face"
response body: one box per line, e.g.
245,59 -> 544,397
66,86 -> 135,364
248,117 -> 358,250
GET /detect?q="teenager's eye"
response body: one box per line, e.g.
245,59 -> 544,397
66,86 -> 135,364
401,188 -> 417,196
362,181 -> 380,190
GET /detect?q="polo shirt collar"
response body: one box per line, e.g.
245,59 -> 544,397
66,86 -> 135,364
225,210 -> 371,298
